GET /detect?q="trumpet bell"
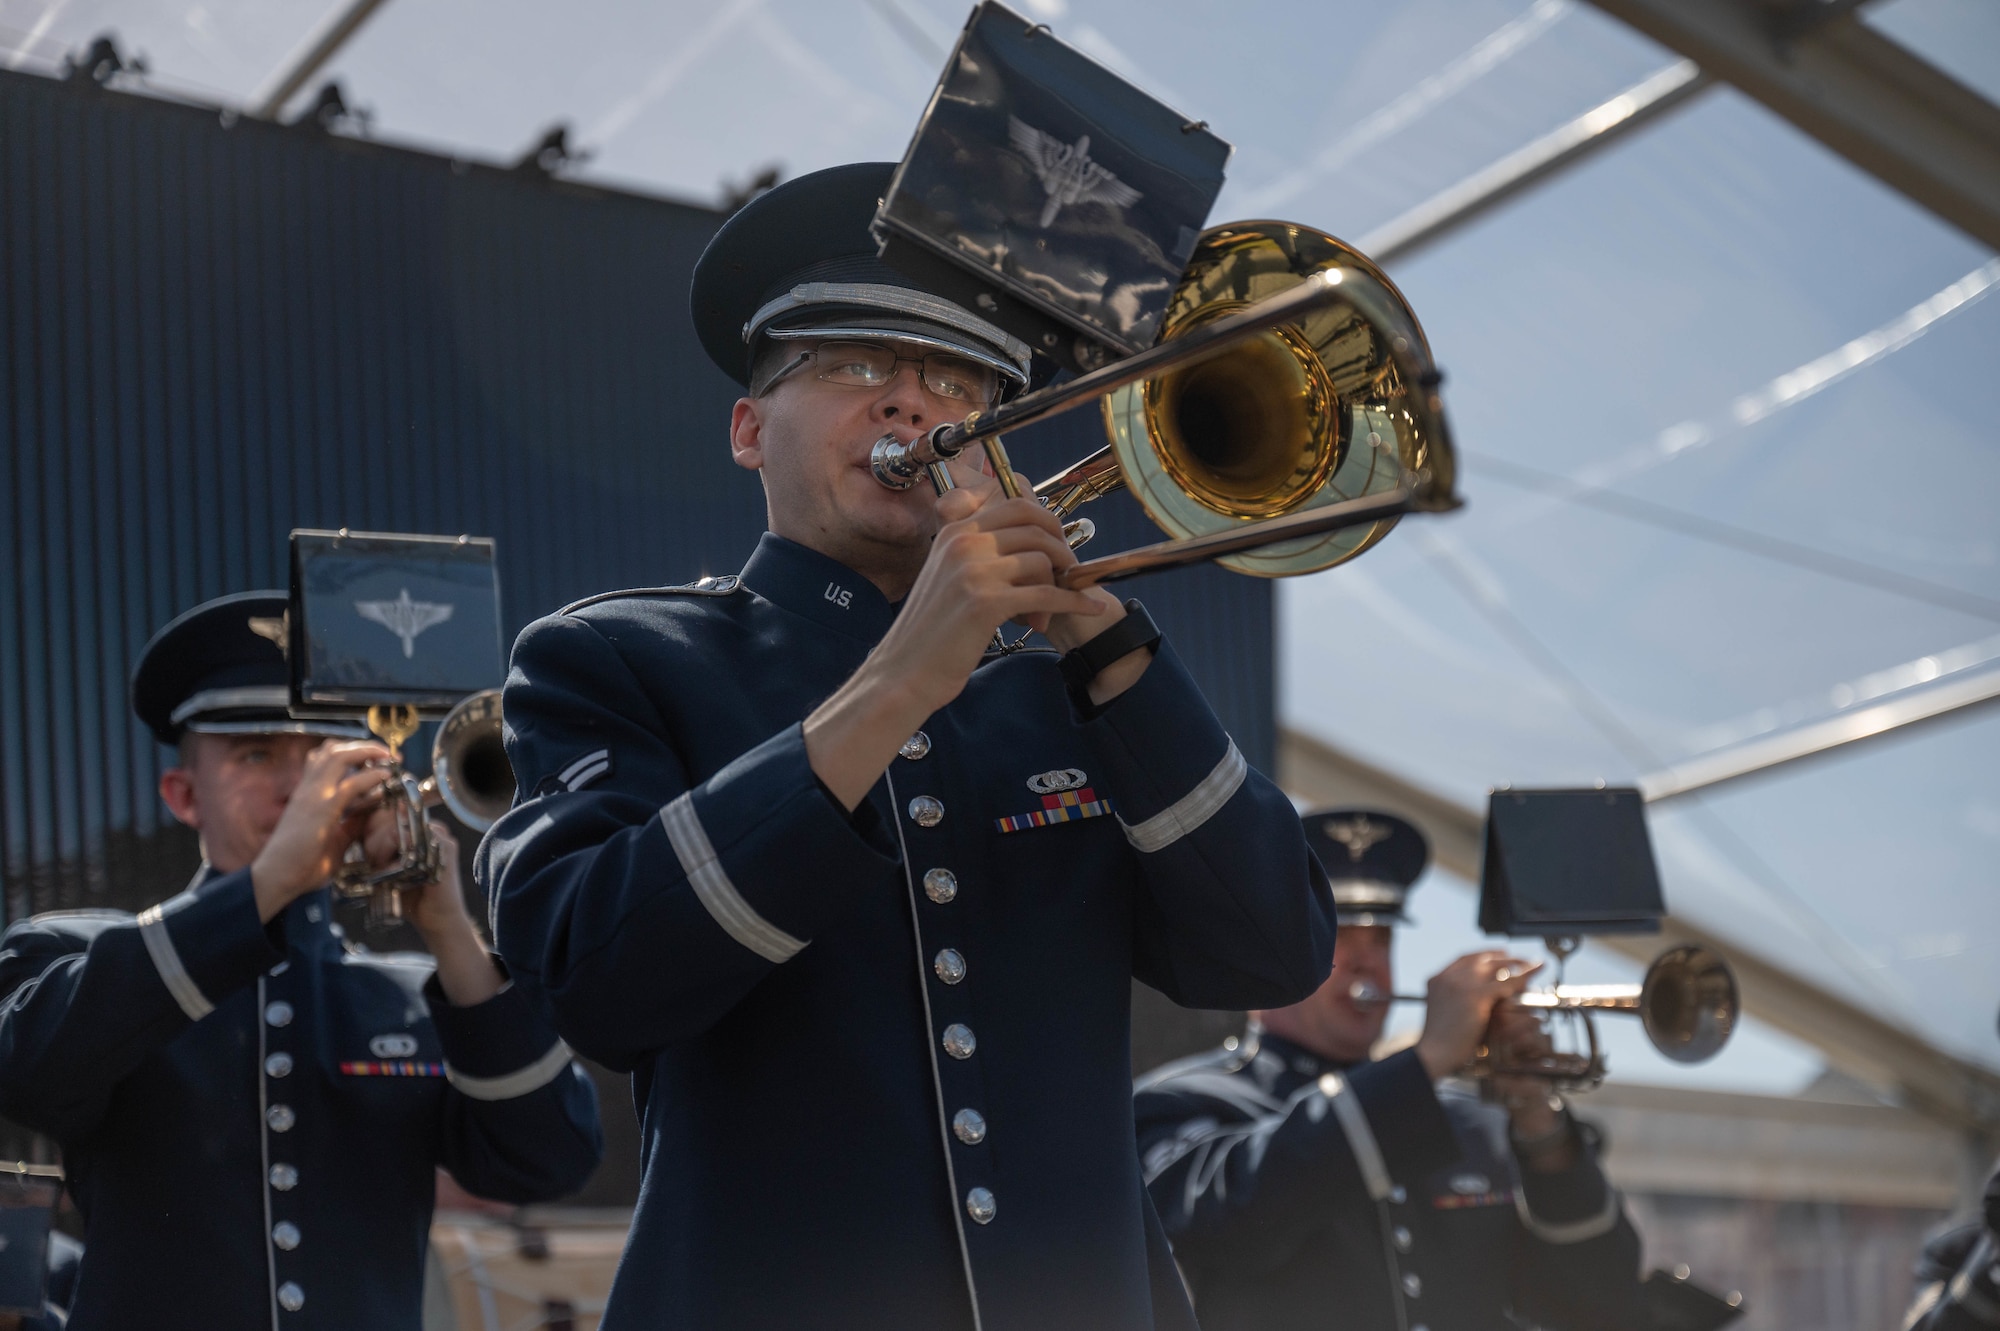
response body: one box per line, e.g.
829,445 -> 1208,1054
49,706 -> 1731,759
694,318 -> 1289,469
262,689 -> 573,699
1639,944 -> 1740,1064
1103,221 -> 1450,577
432,689 -> 514,832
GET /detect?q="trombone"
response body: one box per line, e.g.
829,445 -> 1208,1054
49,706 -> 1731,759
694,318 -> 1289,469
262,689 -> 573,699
1351,945 -> 1741,1093
869,222 -> 1461,585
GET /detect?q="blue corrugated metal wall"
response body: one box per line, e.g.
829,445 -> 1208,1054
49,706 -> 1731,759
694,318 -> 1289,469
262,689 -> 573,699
0,66 -> 1273,923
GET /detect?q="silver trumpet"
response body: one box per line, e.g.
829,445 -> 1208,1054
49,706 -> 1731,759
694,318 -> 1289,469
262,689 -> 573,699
334,689 -> 514,920
1347,945 -> 1740,1092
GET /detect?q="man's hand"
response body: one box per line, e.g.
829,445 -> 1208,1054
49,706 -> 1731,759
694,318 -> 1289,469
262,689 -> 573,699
1486,1004 -> 1579,1170
890,484 -> 1106,711
249,740 -> 395,922
804,470 -> 1104,810
1413,951 -> 1540,1082
401,825 -> 505,1008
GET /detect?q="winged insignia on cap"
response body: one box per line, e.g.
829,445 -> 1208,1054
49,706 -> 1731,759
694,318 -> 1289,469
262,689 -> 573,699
1007,117 -> 1144,229
355,589 -> 454,659
247,614 -> 289,651
1323,815 -> 1391,862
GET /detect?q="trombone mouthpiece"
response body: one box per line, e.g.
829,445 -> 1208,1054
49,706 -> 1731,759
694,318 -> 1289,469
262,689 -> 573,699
870,424 -> 970,491
1348,979 -> 1390,1007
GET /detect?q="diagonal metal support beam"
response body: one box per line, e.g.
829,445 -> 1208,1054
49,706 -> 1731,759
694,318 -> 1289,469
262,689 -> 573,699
1580,0 -> 2000,250
1277,725 -> 2000,1134
1641,661 -> 2000,803
249,0 -> 392,121
1363,60 -> 1712,265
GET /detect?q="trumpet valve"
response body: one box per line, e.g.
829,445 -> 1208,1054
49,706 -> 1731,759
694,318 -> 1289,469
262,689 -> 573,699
1062,518 -> 1096,550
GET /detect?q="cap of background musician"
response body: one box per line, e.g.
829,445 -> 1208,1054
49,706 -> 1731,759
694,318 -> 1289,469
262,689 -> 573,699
688,161 -> 1033,393
131,591 -> 370,748
1303,808 -> 1428,927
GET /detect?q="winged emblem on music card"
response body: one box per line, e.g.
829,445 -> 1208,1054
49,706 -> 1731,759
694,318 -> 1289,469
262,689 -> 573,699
355,588 -> 455,659
1007,116 -> 1144,228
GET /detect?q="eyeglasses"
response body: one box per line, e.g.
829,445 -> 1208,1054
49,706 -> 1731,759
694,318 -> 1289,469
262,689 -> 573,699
763,340 -> 1001,407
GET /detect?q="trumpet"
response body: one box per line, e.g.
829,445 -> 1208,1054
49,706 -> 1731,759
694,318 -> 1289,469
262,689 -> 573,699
1351,945 -> 1740,1092
335,689 -> 514,920
869,222 -> 1460,585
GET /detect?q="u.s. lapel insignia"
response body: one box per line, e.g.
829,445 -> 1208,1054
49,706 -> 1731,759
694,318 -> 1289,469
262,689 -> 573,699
996,773 -> 1114,834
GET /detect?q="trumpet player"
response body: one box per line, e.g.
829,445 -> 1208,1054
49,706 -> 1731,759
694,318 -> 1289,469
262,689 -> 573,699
0,592 -> 602,1330
1134,808 -> 1646,1331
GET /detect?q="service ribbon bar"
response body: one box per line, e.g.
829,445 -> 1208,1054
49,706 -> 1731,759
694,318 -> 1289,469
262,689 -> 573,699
339,1061 -> 446,1077
995,788 -> 1115,834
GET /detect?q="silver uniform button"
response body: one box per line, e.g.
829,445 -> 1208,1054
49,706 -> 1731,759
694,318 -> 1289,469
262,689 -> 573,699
1390,1185 -> 1408,1204
907,796 -> 945,828
277,1282 -> 305,1312
273,1221 -> 301,1250
1402,1272 -> 1422,1298
270,1163 -> 298,1191
923,869 -> 958,904
952,1108 -> 987,1145
899,732 -> 931,761
1393,1224 -> 1412,1252
266,1104 -> 295,1132
265,1052 -> 293,1078
264,1001 -> 294,1028
941,1024 -> 976,1059
965,1187 -> 997,1225
1413,1326 -> 1429,1331
933,949 -> 966,985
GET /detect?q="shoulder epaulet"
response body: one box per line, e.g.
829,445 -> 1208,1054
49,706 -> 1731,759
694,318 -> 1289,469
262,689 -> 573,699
558,575 -> 741,616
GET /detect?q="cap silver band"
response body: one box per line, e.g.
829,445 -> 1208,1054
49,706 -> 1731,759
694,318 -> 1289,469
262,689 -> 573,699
169,685 -> 292,726
1326,880 -> 1406,907
762,324 -> 1027,385
746,281 -> 1032,376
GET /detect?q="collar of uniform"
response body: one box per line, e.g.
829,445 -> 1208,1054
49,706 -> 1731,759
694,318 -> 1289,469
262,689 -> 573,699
282,887 -> 338,953
1254,1031 -> 1366,1086
739,532 -> 900,645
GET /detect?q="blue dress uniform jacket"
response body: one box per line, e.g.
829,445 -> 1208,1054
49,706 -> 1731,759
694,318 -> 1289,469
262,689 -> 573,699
1135,1032 -> 1644,1331
0,865 -> 603,1330
478,533 -> 1337,1331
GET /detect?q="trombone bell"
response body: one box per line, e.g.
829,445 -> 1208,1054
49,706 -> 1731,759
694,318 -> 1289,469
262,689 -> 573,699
1102,222 -> 1453,578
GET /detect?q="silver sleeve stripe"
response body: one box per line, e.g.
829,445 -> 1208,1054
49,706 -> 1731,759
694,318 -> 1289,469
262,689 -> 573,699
445,1040 -> 574,1102
659,792 -> 807,963
1317,1072 -> 1393,1201
1514,1183 -> 1623,1244
135,902 -> 215,1021
1119,740 -> 1248,854
557,749 -> 610,786
564,759 -> 611,791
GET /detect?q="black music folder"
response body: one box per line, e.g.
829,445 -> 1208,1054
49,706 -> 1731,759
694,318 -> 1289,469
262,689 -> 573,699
875,0 -> 1231,373
288,530 -> 504,718
1479,787 -> 1667,936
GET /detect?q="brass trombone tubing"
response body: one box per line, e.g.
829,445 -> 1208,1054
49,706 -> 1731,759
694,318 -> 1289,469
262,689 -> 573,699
867,262 -> 1456,586
933,268 -> 1399,457
1062,483 -> 1420,588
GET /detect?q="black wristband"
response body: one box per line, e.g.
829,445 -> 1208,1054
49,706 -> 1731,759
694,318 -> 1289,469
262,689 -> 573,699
1058,600 -> 1162,697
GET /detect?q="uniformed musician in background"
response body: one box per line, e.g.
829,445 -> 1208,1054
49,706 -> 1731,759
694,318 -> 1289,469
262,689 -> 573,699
477,161 -> 1336,1331
1904,1164 -> 2000,1331
0,593 -> 602,1330
1135,809 -> 1647,1331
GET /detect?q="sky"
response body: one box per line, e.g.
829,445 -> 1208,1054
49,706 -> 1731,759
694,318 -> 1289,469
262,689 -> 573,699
2,0 -> 1996,1096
